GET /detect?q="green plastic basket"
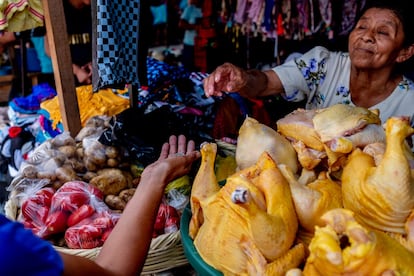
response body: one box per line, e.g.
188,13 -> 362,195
180,205 -> 223,276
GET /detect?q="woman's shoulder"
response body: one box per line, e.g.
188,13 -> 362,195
301,46 -> 349,62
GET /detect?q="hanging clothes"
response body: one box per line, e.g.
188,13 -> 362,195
0,0 -> 44,32
92,0 -> 141,91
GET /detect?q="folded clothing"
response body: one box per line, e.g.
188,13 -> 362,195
9,83 -> 57,114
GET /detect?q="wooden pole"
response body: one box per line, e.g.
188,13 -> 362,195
41,0 -> 81,137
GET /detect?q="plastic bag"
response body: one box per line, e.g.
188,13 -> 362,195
18,180 -> 110,240
153,199 -> 180,238
65,210 -> 121,249
7,177 -> 51,210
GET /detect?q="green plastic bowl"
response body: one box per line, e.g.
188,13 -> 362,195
180,205 -> 223,276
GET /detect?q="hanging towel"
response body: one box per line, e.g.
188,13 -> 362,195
92,0 -> 140,91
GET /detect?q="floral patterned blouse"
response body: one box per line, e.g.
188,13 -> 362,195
273,46 -> 414,126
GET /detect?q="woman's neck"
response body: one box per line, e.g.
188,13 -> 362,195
349,67 -> 402,108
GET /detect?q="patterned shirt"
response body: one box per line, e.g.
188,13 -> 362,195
273,46 -> 414,125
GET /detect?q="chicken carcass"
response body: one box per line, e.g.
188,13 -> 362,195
302,208 -> 414,275
276,104 -> 385,171
276,108 -> 324,151
236,116 -> 299,174
192,152 -> 301,275
312,104 -> 383,153
279,165 -> 343,234
342,116 -> 414,234
188,142 -> 221,239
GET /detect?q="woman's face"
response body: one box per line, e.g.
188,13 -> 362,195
348,8 -> 407,70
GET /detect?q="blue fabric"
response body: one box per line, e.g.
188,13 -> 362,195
31,37 -> 53,74
0,214 -> 64,276
9,83 -> 57,114
146,57 -> 190,91
94,0 -> 140,90
150,4 -> 167,25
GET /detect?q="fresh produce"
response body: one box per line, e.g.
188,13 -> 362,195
65,211 -> 119,249
153,202 -> 181,238
67,204 -> 95,227
9,116 -> 185,251
89,168 -> 131,196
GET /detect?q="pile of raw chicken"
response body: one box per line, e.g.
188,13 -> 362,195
188,104 -> 414,275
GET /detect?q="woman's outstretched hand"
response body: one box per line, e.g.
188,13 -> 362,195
203,63 -> 247,97
141,135 -> 201,189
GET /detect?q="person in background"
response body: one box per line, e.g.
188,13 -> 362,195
150,0 -> 168,47
45,0 -> 92,86
203,0 -> 414,129
0,135 -> 201,275
30,27 -> 55,88
179,0 -> 203,72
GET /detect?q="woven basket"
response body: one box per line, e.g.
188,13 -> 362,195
5,190 -> 188,275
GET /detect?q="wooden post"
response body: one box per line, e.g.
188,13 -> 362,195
41,0 -> 81,137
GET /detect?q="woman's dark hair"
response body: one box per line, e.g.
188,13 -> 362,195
358,0 -> 414,47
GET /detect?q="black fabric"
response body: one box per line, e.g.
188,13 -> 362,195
64,0 -> 93,67
98,105 -> 213,166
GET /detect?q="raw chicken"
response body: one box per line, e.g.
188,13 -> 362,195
279,165 -> 343,233
303,208 -> 414,275
188,142 -> 221,239
192,152 -> 301,275
236,116 -> 299,174
276,104 -> 385,172
342,116 -> 414,234
312,104 -> 381,146
276,108 -> 324,151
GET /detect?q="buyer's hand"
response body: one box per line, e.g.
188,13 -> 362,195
203,63 -> 248,97
140,135 -> 201,190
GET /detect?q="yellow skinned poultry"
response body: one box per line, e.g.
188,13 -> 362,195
278,165 -> 343,234
302,208 -> 414,275
277,104 -> 385,172
236,116 -> 299,173
191,148 -> 302,275
342,116 -> 414,234
188,142 -> 221,239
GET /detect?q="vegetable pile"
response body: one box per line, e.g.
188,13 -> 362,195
7,115 -> 185,248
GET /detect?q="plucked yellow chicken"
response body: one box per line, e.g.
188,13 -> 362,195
191,146 -> 303,275
277,104 -> 385,172
236,116 -> 299,173
278,165 -> 343,234
342,116 -> 414,234
188,142 -> 221,239
302,208 -> 414,275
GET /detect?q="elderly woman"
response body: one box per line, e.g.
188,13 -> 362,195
203,0 -> 414,126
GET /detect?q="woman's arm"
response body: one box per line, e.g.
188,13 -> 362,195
61,135 -> 201,276
203,63 -> 285,98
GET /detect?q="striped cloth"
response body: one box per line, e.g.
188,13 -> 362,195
0,0 -> 43,32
